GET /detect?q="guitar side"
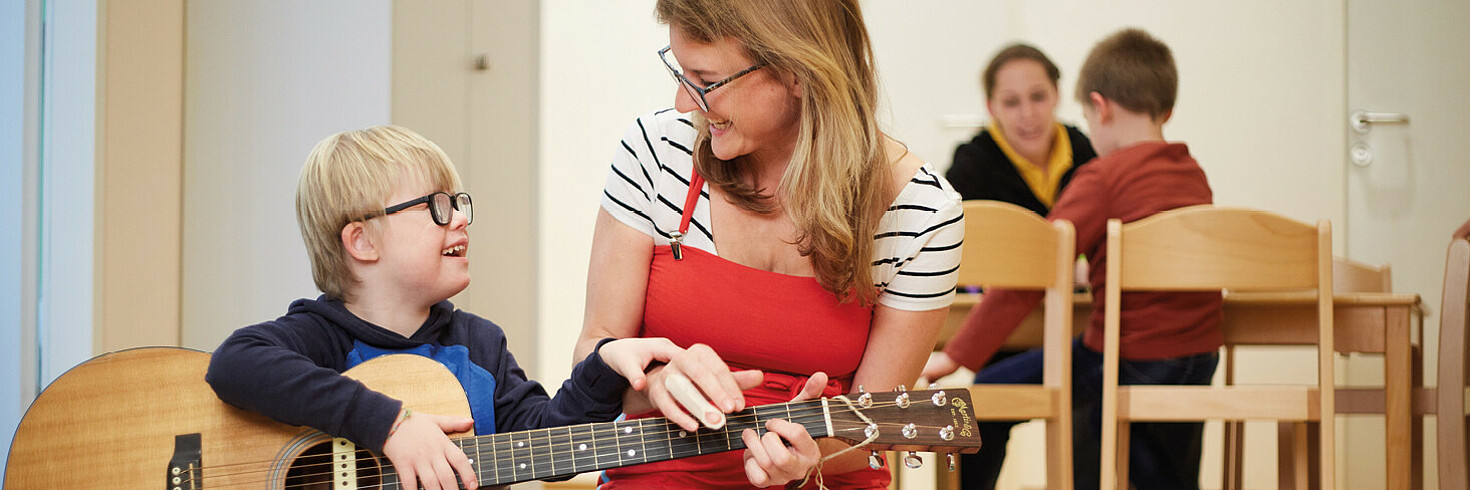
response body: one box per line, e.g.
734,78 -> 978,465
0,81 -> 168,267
5,347 -> 471,489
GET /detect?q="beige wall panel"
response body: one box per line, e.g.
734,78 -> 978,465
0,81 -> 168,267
96,0 -> 185,351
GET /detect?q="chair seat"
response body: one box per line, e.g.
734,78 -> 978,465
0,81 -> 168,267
967,385 -> 1062,419
1118,386 -> 1322,421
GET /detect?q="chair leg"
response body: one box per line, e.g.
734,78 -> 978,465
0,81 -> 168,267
1046,418 -> 1074,490
1277,422 -> 1313,490
1223,420 -> 1245,490
1116,421 -> 1131,488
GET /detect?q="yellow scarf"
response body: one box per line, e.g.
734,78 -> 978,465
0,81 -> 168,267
989,121 -> 1073,208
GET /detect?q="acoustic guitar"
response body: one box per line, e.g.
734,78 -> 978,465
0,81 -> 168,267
5,347 -> 980,489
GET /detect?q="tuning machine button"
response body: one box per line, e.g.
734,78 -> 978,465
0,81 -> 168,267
947,453 -> 957,472
868,451 -> 885,469
904,451 -> 923,469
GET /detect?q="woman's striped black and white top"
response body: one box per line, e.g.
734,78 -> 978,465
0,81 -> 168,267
600,109 -> 965,311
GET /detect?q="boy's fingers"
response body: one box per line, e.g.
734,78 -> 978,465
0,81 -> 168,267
431,457 -> 457,490
448,443 -> 478,489
666,372 -> 725,429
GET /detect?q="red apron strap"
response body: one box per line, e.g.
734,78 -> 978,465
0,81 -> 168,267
669,171 -> 704,260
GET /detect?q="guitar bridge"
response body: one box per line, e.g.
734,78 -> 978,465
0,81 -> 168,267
166,433 -> 202,490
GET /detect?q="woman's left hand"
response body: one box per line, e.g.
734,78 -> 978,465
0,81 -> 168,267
740,372 -> 828,488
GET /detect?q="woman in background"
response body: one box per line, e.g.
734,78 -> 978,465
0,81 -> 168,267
946,43 -> 1096,215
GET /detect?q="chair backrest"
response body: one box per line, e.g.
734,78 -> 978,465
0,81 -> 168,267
958,200 -> 1075,387
957,200 -> 1074,290
1110,205 -> 1329,293
1438,237 -> 1470,488
1334,257 -> 1392,293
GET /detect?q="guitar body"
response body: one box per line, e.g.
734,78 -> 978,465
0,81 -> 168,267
5,347 -> 471,489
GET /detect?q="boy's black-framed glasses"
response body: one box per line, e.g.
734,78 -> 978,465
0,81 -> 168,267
658,45 -> 763,112
364,191 -> 473,226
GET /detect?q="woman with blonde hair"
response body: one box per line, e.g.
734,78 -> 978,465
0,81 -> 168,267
574,0 -> 964,487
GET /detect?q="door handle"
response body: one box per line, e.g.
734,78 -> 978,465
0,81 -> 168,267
1350,110 -> 1409,134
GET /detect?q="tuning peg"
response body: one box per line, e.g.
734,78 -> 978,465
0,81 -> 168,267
902,423 -> 917,439
947,453 -> 957,472
904,451 -> 923,469
931,389 -> 948,406
927,382 -> 940,389
895,390 -> 911,408
857,385 -> 873,408
894,384 -> 907,392
868,451 -> 885,470
939,425 -> 955,441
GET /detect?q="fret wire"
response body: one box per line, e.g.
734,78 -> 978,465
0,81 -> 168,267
455,399 -> 844,485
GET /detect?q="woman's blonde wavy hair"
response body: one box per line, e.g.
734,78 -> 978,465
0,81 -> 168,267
296,125 -> 462,302
656,0 -> 888,304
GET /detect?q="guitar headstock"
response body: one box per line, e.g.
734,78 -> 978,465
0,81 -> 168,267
824,387 -> 981,454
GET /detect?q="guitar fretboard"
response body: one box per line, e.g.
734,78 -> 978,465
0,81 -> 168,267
380,398 -> 831,487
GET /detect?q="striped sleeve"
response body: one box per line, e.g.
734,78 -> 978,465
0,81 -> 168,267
873,166 -> 965,311
600,112 -> 671,240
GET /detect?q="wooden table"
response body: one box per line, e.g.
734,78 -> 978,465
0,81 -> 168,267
940,290 -> 1423,489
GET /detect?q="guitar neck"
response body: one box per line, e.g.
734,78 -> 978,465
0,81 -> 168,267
391,399 -> 830,487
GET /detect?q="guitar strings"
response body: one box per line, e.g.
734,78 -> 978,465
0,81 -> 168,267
178,397 -> 969,489
184,410 -> 834,489
181,397 -> 971,489
182,406 -> 834,488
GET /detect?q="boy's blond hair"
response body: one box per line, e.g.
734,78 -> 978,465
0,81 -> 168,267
296,125 -> 463,301
1075,28 -> 1177,121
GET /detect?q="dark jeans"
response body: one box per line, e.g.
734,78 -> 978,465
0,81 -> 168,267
960,337 -> 1219,490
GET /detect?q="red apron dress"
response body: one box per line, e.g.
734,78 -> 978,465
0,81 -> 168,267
600,173 -> 890,489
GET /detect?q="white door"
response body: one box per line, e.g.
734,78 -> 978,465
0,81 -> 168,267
1345,1 -> 1470,488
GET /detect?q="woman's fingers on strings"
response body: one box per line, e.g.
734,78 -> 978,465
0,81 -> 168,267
791,371 -> 828,402
665,372 -> 726,429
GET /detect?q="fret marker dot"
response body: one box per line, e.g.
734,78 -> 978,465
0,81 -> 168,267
627,450 -> 636,457
679,431 -> 687,438
624,427 -> 633,434
579,443 -> 587,451
517,441 -> 524,447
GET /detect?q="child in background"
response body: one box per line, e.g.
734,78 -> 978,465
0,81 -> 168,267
924,29 -> 1223,489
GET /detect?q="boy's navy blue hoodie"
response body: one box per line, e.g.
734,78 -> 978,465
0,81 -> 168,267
206,296 -> 627,451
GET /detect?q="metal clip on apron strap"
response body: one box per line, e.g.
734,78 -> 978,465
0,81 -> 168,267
670,172 -> 705,261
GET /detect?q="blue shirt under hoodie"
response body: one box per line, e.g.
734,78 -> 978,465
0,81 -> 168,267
206,296 -> 627,452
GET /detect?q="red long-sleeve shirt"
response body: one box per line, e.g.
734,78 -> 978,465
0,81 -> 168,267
945,141 -> 1224,370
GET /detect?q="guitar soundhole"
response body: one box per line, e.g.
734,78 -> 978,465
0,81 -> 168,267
285,442 -> 383,490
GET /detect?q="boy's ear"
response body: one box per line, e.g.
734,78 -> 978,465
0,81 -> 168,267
341,222 -> 379,262
1088,92 -> 1110,123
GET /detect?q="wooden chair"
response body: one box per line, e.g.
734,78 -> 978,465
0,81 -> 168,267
1435,236 -> 1469,488
1099,206 -> 1335,490
946,200 -> 1076,490
1219,257 -> 1395,489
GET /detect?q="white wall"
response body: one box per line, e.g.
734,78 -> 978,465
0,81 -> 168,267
181,1 -> 392,349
